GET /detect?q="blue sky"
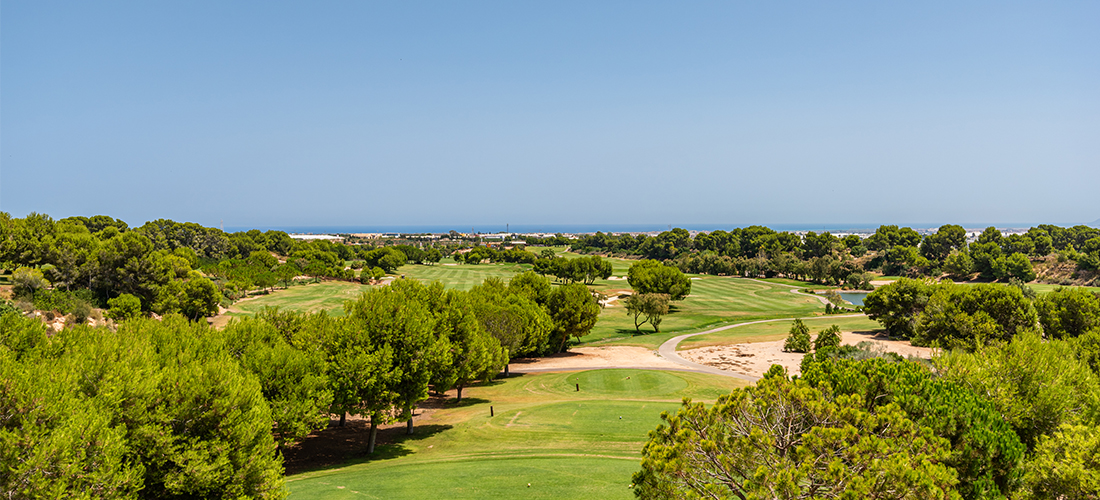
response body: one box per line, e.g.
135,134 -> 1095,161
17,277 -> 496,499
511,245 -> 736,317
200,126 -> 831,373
2,2 -> 1097,230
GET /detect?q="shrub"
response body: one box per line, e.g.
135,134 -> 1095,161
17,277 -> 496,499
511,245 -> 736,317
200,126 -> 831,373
69,300 -> 93,324
107,294 -> 142,322
11,267 -> 49,299
814,325 -> 842,352
783,319 -> 811,353
32,288 -> 98,315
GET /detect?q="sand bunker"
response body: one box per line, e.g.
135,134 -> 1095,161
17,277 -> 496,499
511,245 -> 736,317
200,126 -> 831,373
679,331 -> 933,378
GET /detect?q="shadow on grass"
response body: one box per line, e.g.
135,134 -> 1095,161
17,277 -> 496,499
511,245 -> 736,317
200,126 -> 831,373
283,421 -> 454,475
425,396 -> 491,409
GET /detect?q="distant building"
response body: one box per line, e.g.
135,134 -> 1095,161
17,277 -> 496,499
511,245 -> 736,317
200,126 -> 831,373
289,234 -> 343,241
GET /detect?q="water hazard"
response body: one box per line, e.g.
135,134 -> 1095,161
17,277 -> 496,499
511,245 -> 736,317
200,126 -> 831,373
838,292 -> 869,306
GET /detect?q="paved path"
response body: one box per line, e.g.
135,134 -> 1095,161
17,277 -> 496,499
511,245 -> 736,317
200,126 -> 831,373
514,278 -> 863,382
656,314 -> 866,382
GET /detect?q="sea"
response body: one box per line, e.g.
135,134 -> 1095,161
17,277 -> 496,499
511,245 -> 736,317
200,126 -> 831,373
222,222 -> 1050,236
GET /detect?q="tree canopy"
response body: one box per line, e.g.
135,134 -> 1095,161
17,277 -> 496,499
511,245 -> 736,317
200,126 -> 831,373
628,260 -> 692,300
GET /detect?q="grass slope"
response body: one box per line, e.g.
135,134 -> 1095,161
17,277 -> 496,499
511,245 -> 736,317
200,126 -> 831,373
287,369 -> 746,500
584,277 -> 823,348
221,281 -> 373,322
396,262 -> 533,290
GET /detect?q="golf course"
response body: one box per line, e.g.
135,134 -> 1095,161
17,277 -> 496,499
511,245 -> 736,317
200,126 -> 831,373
200,247 -> 1074,499
219,252 -> 827,349
232,251 -> 868,499
286,369 -> 748,499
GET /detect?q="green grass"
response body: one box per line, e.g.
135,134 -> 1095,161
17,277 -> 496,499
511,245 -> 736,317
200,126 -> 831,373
677,315 -> 882,350
220,281 -> 374,323
951,281 -> 1100,294
757,277 -> 833,290
582,277 -> 824,348
222,256 -> 827,349
396,262 -> 535,290
287,369 -> 746,499
1027,283 -> 1100,293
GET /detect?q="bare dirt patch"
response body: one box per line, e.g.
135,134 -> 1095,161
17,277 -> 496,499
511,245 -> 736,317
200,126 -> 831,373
509,346 -> 683,372
679,331 -> 932,379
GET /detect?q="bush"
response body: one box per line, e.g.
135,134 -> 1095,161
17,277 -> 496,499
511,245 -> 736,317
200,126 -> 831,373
32,288 -> 98,315
783,319 -> 811,353
993,253 -> 1036,282
935,332 -> 1100,449
814,325 -> 842,352
943,251 -> 973,279
1020,424 -> 1100,498
69,300 -> 93,324
800,357 -> 1025,498
634,372 -> 960,499
11,267 -> 49,299
0,300 -> 20,318
107,293 -> 143,322
913,283 -> 1038,350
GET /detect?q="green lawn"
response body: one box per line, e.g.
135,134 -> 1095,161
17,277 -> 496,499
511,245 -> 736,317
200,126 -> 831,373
218,281 -> 374,324
757,277 -> 833,290
677,315 -> 882,350
1028,283 -> 1100,294
396,262 -> 534,290
582,276 -> 824,349
286,369 -> 746,499
951,281 -> 1100,294
219,257 -> 827,349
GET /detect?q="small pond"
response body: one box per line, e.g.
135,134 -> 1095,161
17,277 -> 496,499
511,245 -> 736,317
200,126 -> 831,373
837,292 -> 870,306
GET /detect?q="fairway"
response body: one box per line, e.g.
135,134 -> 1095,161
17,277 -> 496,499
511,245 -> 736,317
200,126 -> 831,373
584,277 -> 823,348
286,369 -> 746,499
956,282 -> 1100,294
217,281 -> 374,324
397,262 -> 534,290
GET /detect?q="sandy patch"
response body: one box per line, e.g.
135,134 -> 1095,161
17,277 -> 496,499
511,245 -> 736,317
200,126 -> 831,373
509,346 -> 683,372
599,290 -> 633,308
679,331 -> 932,378
869,280 -> 894,286
606,276 -> 628,281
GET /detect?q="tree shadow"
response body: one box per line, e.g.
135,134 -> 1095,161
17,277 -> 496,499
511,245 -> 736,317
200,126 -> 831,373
283,421 -> 454,475
423,396 -> 491,409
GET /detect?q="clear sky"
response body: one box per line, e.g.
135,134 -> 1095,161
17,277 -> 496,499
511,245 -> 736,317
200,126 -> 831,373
2,2 -> 1098,230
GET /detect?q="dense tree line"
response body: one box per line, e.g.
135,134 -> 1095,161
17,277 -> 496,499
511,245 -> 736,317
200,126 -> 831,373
864,278 -> 1100,349
567,223 -> 1100,286
0,213 -> 481,323
0,213 -> 364,317
454,245 -> 537,265
533,254 -> 614,284
0,267 -> 603,498
636,327 -> 1100,499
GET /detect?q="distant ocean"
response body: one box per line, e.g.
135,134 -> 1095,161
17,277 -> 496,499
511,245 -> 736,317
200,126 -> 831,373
222,222 -> 1053,235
